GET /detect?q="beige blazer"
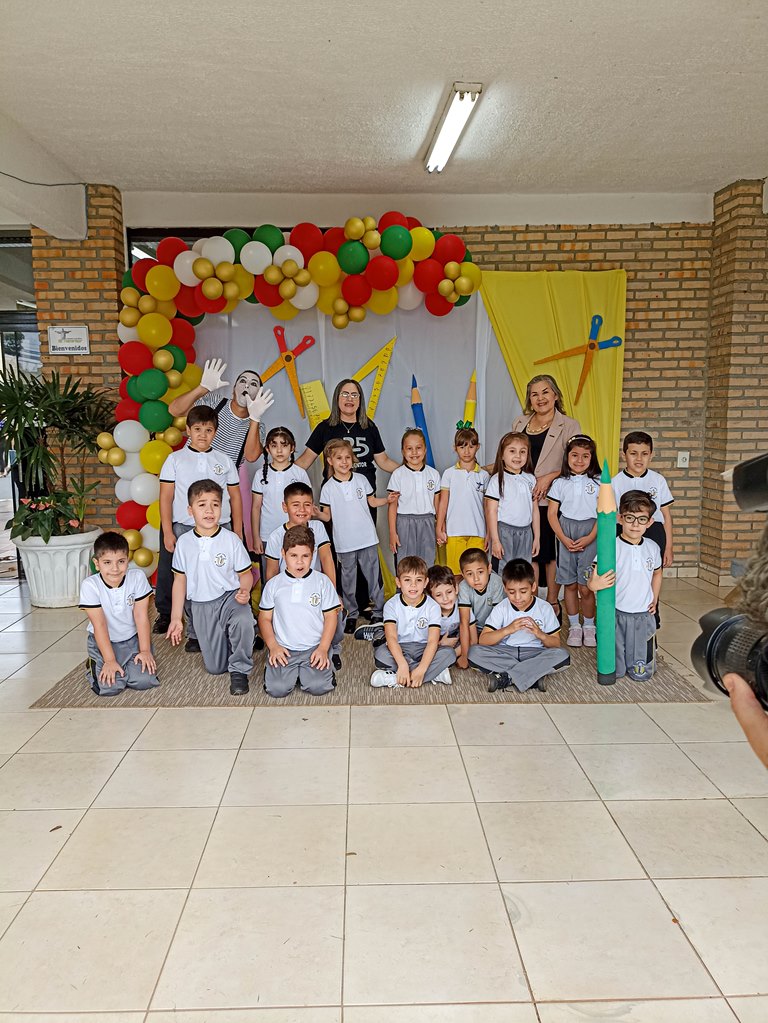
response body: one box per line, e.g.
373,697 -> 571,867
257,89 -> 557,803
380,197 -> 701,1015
511,408 -> 582,487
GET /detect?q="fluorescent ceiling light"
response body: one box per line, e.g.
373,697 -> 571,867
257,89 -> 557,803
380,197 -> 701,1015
425,82 -> 483,173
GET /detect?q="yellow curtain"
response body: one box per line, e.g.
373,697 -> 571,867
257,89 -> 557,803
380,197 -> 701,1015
480,269 -> 626,473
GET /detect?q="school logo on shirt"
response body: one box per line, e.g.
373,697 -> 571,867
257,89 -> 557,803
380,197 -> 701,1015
585,481 -> 597,495
356,487 -> 364,500
213,552 -> 228,567
427,479 -> 436,491
126,594 -> 135,607
309,593 -> 321,607
212,462 -> 225,475
649,486 -> 658,498
475,480 -> 484,492
533,617 -> 544,628
645,555 -> 654,570
416,616 -> 428,629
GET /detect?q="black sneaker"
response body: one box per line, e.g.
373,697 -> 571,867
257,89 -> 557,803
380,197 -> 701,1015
153,616 -> 170,634
368,612 -> 384,624
487,671 -> 511,693
354,622 -> 385,643
332,654 -> 342,670
253,635 -> 265,651
185,638 -> 201,654
229,672 -> 249,695
344,617 -> 357,635
533,678 -> 548,692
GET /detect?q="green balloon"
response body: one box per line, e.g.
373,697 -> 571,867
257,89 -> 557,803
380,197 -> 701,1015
139,399 -> 173,433
121,269 -> 135,289
252,224 -> 284,253
463,249 -> 474,263
455,294 -> 471,307
126,375 -> 143,402
244,292 -> 259,304
178,311 -> 205,325
223,229 -> 251,261
337,240 -> 369,275
162,345 -> 187,372
136,368 -> 169,401
380,225 -> 412,260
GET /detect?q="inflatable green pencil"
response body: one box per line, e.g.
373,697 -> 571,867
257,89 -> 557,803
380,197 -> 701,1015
596,460 -> 617,686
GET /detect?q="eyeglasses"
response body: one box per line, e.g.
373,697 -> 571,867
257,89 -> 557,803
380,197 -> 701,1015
339,391 -> 360,401
622,514 -> 650,524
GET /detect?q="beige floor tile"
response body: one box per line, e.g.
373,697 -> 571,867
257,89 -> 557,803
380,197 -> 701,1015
505,879 -> 717,1000
350,706 -> 454,747
0,751 -> 122,809
0,597 -> 33,616
0,892 -> 27,936
195,804 -> 347,887
0,676 -> 59,711
40,807 -> 215,890
0,613 -> 30,631
448,704 -> 563,745
0,889 -> 184,1012
642,701 -> 747,742
545,704 -> 670,744
244,706 -> 349,749
6,610 -> 86,631
728,997 -> 768,1023
346,803 -> 495,884
0,711 -> 56,753
537,999 -> 736,1022
344,883 -> 529,1004
0,809 -> 83,890
0,633 -> 58,655
480,800 -> 642,882
152,887 -> 343,1009
348,746 -> 471,803
0,1013 -> 144,1022
658,878 -> 768,995
345,1007 -> 537,1022
571,743 -> 721,800
149,1012 -> 340,1022
22,708 -> 155,753
680,742 -> 768,797
223,747 -> 348,806
4,650 -> 84,681
463,745 -> 597,802
732,797 -> 768,838
658,641 -> 698,673
42,631 -> 94,654
94,749 -> 236,808
133,707 -> 252,750
0,656 -> 35,682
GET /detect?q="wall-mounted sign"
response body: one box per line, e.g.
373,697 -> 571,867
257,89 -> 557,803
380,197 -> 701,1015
48,324 -> 90,355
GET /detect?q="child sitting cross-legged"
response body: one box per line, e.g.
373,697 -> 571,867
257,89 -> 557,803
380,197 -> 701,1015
457,547 -> 505,669
426,564 -> 468,659
468,558 -> 570,693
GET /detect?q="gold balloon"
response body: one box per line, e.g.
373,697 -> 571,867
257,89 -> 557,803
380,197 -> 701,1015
332,312 -> 350,329
279,278 -> 297,300
122,529 -> 142,551
215,261 -> 235,281
446,291 -> 460,304
153,349 -> 174,372
222,281 -> 240,301
106,446 -> 126,466
166,369 -> 183,388
132,546 -> 153,568
192,257 -> 214,280
155,298 -> 177,318
332,297 -> 349,314
454,275 -> 473,296
344,216 -> 365,240
362,229 -> 381,250
173,416 -> 187,430
120,287 -> 140,308
163,426 -> 182,447
155,432 -> 165,443
362,215 -> 377,232
348,305 -> 366,323
98,448 -> 110,464
119,306 -> 140,328
281,259 -> 299,279
138,294 -> 157,314
96,431 -> 115,450
438,278 -> 455,298
294,268 -> 311,287
202,277 -> 224,300
263,264 -> 283,285
444,261 -> 461,281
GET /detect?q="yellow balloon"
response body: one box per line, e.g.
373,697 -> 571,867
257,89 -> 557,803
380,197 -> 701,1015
316,282 -> 341,315
120,287 -> 140,308
270,300 -> 299,321
106,446 -> 126,466
138,294 -> 157,314
410,226 -> 436,262
332,312 -> 349,329
281,259 -> 299,279
460,261 -> 482,288
163,426 -> 182,447
362,229 -> 381,250
333,297 -> 349,315
362,215 -> 377,232
222,298 -> 239,314
279,278 -> 297,300
202,277 -> 223,300
145,264 -> 181,301
132,546 -> 153,568
232,264 -> 255,299
348,305 -> 366,323
344,217 -> 365,240
263,264 -> 283,285
308,251 -> 340,287
119,306 -> 141,328
181,362 -> 203,389
454,275 -> 473,296
438,278 -> 455,298
162,384 -> 188,404
192,257 -> 214,280
166,369 -> 183,388
155,298 -> 177,319
396,257 -> 414,286
173,416 -> 187,430
222,281 -> 240,301
98,448 -> 110,463
153,349 -> 174,372
123,529 -> 142,551
145,501 -> 161,530
137,313 -> 172,350
139,439 -> 173,475
96,432 -> 115,450
294,268 -> 311,287
215,261 -> 235,282
444,261 -> 461,281
366,287 -> 398,315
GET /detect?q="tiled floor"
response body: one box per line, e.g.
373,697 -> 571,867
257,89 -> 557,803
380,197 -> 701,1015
0,576 -> 766,1020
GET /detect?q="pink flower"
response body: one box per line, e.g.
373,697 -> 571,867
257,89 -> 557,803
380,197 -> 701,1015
30,503 -> 38,510
68,519 -> 79,527
20,498 -> 30,505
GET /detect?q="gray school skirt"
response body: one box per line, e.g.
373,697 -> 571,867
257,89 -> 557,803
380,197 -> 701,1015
555,515 -> 596,586
396,512 -> 437,568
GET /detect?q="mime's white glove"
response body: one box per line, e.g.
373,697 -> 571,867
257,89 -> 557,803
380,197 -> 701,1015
247,388 -> 275,422
200,358 -> 230,393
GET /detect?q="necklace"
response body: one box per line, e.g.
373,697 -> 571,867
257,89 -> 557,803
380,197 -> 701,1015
341,420 -> 356,434
527,414 -> 555,435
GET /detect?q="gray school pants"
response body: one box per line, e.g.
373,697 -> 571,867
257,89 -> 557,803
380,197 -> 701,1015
395,513 -> 436,568
616,609 -> 656,681
155,521 -> 197,636
338,545 -> 383,619
374,641 -> 456,682
555,515 -> 597,587
498,522 -> 533,566
468,643 -> 570,692
86,632 -> 160,697
264,647 -> 336,697
192,590 -> 254,676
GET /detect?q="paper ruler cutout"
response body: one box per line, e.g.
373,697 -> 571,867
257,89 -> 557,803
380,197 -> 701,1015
299,380 -> 332,432
299,335 -> 398,430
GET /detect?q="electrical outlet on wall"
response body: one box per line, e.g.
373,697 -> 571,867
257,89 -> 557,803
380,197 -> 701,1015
677,451 -> 690,468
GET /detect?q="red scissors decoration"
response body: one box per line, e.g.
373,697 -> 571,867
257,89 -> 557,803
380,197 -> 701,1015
534,314 -> 623,405
260,326 -> 315,418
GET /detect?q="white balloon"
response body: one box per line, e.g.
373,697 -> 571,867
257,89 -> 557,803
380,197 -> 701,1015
239,241 -> 273,275
140,524 -> 161,552
115,479 -> 133,503
273,244 -> 304,269
201,235 -> 236,266
397,280 -> 424,311
113,451 -> 143,480
173,249 -> 200,287
113,419 -> 150,453
130,472 -> 161,506
117,321 -> 138,343
192,237 -> 208,254
138,553 -> 159,579
291,281 -> 319,310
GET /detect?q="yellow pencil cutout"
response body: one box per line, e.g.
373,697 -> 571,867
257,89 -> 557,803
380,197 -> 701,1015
462,370 -> 477,427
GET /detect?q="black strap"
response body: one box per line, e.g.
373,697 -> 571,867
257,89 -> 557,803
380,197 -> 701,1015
212,396 -> 248,468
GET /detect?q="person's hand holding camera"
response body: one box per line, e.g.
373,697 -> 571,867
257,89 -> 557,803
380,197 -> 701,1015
724,673 -> 768,769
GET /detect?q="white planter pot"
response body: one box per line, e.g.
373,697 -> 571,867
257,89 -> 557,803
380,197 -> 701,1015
13,528 -> 101,608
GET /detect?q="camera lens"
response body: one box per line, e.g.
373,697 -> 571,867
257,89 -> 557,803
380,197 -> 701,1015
691,608 -> 768,710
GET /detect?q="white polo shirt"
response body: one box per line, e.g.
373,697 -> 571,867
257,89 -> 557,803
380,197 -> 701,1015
79,568 -> 152,642
160,444 -> 239,526
260,569 -> 341,649
485,471 -> 536,527
438,600 -> 462,638
264,519 -> 330,572
613,536 -> 662,613
251,460 -> 312,540
440,463 -> 490,537
612,469 -> 674,525
388,464 -> 441,516
547,474 -> 599,521
484,595 -> 560,649
383,593 -> 441,644
318,473 -> 378,553
172,527 -> 252,602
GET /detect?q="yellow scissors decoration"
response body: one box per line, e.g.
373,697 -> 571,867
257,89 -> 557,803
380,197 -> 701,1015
534,314 -> 623,405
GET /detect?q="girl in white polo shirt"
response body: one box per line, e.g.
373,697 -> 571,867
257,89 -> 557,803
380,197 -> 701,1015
251,427 -> 311,553
387,428 -> 441,567
485,431 -> 540,570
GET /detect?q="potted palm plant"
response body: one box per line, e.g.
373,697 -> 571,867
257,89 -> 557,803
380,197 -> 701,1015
0,368 -> 114,607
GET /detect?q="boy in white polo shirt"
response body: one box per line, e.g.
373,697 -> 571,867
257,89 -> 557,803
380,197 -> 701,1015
370,555 -> 456,688
259,525 -> 342,698
79,531 -> 159,697
611,431 -> 674,566
588,490 -> 662,681
168,479 -> 254,695
436,426 -> 490,578
155,405 -> 242,645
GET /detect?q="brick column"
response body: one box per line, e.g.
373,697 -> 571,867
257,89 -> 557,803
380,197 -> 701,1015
31,184 -> 124,527
700,180 -> 768,585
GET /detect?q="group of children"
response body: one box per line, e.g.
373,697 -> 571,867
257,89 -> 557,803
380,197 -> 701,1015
79,406 -> 674,698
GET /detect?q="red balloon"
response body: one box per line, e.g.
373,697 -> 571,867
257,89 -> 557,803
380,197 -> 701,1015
116,500 -> 148,531
252,276 -> 283,308
131,257 -> 158,291
149,569 -> 158,587
342,274 -> 373,307
425,292 -> 454,317
119,377 -> 131,399
433,233 -> 466,265
322,227 -> 346,255
378,210 -> 409,232
115,398 -> 142,422
365,255 -> 398,291
194,283 -> 227,314
185,346 -> 196,364
413,258 -> 444,293
289,222 -> 324,260
156,236 -> 188,266
174,284 -> 202,318
407,216 -> 422,229
170,318 -> 195,348
118,340 -> 154,375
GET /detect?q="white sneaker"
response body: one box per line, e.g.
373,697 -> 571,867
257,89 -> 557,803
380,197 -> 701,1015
567,625 -> 583,647
431,668 -> 453,685
582,625 -> 597,647
370,669 -> 400,688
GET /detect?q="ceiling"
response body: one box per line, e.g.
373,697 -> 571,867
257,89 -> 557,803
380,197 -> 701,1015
1,0 -> 766,195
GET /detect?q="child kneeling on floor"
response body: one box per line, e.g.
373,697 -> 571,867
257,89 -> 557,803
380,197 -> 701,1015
259,525 -> 342,697
468,558 -> 569,693
370,555 -> 456,688
79,531 -> 159,697
168,479 -> 255,695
